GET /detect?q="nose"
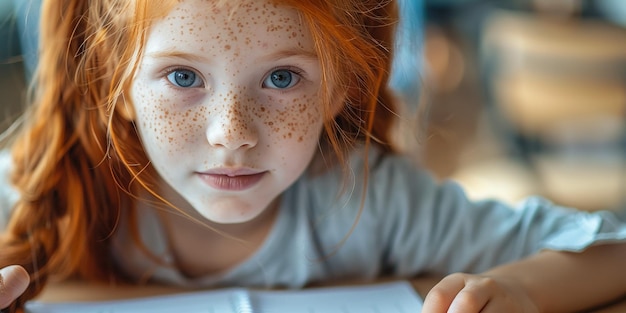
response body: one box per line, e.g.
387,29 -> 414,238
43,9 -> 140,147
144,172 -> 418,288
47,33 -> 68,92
206,97 -> 259,150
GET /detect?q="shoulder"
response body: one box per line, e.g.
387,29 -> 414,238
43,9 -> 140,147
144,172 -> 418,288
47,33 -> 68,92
348,145 -> 441,203
280,147 -> 443,276
292,145 -> 442,222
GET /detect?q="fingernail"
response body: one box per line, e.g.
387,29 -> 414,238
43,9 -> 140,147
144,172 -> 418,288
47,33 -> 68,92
0,265 -> 29,294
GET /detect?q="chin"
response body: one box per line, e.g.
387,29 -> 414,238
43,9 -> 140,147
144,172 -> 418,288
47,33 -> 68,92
194,202 -> 263,225
205,214 -> 257,225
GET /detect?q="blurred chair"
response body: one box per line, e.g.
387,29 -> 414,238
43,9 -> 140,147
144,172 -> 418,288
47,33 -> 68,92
389,0 -> 427,158
479,9 -> 626,210
0,0 -> 27,130
595,0 -> 626,28
391,0 -> 424,109
0,0 -> 20,60
11,0 -> 41,81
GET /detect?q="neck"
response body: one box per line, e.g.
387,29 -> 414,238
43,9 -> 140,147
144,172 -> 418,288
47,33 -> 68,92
154,181 -> 280,277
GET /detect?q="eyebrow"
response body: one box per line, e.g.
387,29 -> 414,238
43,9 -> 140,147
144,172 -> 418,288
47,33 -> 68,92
144,50 -> 212,63
260,49 -> 319,62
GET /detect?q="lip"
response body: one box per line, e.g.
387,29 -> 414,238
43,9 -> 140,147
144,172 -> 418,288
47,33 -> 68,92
197,168 -> 266,191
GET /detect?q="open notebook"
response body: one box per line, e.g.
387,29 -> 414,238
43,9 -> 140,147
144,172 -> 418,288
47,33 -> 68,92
25,281 -> 423,313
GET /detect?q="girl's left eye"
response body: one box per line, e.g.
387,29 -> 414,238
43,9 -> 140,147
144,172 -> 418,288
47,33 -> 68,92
166,69 -> 204,88
263,69 -> 300,89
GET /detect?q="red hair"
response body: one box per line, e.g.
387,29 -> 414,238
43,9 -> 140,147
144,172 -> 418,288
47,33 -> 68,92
0,0 -> 398,311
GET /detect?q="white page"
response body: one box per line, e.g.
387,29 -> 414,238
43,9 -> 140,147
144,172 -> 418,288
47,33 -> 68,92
26,288 -> 244,313
25,281 -> 423,313
253,281 -> 423,313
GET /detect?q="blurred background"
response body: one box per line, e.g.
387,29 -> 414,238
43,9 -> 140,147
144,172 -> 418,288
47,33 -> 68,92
392,0 -> 626,212
1,0 -> 625,212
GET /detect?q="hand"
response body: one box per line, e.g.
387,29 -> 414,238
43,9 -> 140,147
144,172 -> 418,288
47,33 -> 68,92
0,265 -> 30,309
421,273 -> 538,313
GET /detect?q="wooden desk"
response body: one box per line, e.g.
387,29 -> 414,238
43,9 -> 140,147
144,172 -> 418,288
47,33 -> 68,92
35,276 -> 626,312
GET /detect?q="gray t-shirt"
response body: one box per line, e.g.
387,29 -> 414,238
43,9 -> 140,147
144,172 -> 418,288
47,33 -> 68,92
1,148 -> 626,289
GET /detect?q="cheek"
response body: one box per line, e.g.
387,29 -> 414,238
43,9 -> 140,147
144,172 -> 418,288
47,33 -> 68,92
132,82 -> 207,154
258,95 -> 323,145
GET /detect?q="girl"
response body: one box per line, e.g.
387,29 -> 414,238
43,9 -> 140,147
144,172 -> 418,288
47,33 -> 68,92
0,0 -> 625,312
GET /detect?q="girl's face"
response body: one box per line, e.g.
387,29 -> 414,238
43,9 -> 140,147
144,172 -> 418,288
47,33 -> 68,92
130,0 -> 324,224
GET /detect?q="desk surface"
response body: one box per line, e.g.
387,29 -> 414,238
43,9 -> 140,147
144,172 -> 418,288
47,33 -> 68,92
35,277 -> 626,313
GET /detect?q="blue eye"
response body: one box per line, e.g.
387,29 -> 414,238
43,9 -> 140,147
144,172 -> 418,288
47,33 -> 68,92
263,69 -> 300,89
166,69 -> 203,88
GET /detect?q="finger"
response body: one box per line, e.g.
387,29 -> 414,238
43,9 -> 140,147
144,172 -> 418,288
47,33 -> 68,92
422,273 -> 467,313
0,265 -> 30,309
447,282 -> 491,313
452,279 -> 530,313
476,301 -> 510,313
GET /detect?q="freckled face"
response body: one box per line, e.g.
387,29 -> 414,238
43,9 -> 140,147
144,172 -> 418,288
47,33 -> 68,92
130,0 -> 324,224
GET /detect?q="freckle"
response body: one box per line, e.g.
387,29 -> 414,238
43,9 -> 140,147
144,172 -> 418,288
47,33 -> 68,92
224,44 -> 231,50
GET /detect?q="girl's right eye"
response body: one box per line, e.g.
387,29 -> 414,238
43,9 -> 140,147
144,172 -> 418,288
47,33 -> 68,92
166,69 -> 204,88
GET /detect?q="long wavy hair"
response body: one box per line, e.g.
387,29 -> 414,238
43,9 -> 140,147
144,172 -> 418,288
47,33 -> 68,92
0,0 -> 398,311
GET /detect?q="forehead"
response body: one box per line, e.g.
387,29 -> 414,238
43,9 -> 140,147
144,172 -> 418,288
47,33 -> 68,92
146,0 -> 312,52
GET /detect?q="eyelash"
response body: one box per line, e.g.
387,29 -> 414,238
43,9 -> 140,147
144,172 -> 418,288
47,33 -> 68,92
281,67 -> 305,81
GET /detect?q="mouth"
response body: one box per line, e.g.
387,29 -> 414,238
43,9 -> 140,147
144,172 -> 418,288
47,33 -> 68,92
197,169 -> 266,191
